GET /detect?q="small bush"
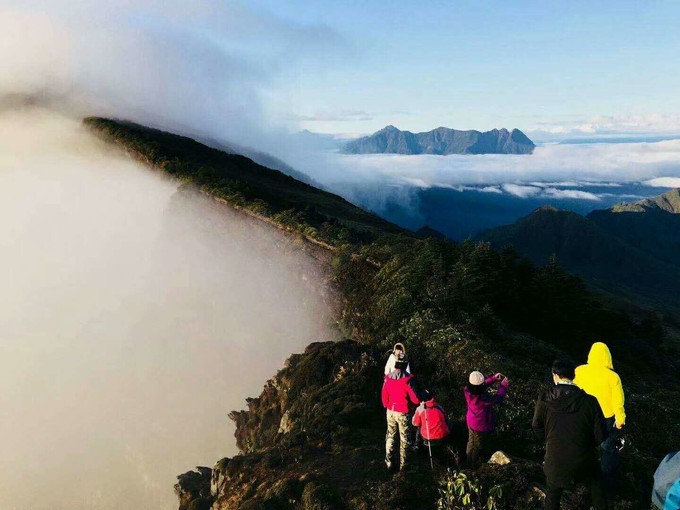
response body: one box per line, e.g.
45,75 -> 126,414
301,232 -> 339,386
437,470 -> 504,510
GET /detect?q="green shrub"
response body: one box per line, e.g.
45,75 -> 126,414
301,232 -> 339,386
437,470 -> 504,510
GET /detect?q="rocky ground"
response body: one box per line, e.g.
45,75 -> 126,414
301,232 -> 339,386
174,339 -> 662,510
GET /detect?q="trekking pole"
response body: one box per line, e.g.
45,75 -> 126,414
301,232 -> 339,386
423,406 -> 434,470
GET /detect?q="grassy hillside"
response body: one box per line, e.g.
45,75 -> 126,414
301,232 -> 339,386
86,119 -> 679,509
84,117 -> 405,248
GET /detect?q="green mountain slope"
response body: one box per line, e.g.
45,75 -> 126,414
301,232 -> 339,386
195,133 -> 323,187
608,188 -> 680,213
84,117 -> 405,248
477,205 -> 680,304
588,188 -> 680,268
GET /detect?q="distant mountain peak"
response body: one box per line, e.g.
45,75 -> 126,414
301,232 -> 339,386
342,125 -> 535,155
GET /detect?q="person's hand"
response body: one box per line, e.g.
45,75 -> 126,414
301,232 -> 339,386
494,372 -> 504,380
615,422 -> 624,430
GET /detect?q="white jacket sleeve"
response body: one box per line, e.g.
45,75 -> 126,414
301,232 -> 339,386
384,354 -> 395,375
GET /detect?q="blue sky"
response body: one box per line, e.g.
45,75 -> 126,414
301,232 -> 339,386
246,0 -> 680,136
3,0 -> 679,140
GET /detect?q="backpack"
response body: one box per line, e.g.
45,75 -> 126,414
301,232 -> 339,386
653,452 -> 680,509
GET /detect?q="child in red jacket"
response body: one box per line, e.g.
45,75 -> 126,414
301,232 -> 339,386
412,393 -> 449,443
412,391 -> 450,465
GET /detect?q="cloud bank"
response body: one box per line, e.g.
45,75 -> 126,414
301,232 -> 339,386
293,139 -> 680,197
277,138 -> 680,238
0,108 -> 333,509
0,1 -> 347,149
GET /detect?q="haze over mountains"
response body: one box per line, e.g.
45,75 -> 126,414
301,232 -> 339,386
478,188 -> 680,307
342,125 -> 535,155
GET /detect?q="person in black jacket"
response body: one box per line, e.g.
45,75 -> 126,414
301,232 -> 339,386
532,358 -> 609,510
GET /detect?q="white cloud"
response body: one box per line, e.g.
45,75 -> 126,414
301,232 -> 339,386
0,2 -> 348,148
499,185 -> 601,201
528,180 -> 582,188
284,139 -> 680,210
542,188 -> 601,201
531,113 -> 680,137
400,177 -> 430,188
644,177 -> 680,188
300,139 -> 680,190
502,183 -> 542,198
480,186 -> 503,194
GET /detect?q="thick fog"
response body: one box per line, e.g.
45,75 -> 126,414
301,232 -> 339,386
0,108 -> 335,509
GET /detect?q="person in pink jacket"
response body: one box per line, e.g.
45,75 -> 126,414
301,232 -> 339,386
381,352 -> 420,471
464,371 -> 509,467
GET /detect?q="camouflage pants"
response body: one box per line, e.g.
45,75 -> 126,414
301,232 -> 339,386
385,409 -> 410,468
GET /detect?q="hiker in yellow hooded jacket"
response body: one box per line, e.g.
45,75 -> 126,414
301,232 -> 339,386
574,342 -> 625,499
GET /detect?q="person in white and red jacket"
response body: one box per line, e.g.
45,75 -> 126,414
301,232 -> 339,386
384,342 -> 411,375
381,352 -> 420,471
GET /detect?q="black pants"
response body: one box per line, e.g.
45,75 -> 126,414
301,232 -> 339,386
545,479 -> 608,510
421,437 -> 449,465
600,417 -> 620,498
466,427 -> 489,468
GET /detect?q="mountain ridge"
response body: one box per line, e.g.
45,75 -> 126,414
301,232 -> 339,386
607,188 -> 680,214
84,117 -> 406,249
478,193 -> 680,307
342,125 -> 535,155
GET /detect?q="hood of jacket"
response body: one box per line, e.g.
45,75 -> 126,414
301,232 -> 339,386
424,398 -> 437,408
542,384 -> 588,414
587,342 -> 613,369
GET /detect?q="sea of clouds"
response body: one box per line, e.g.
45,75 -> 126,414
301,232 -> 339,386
290,139 -> 680,198
274,139 -> 680,238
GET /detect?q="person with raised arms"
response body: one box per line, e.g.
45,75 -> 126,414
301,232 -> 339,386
464,370 -> 509,467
